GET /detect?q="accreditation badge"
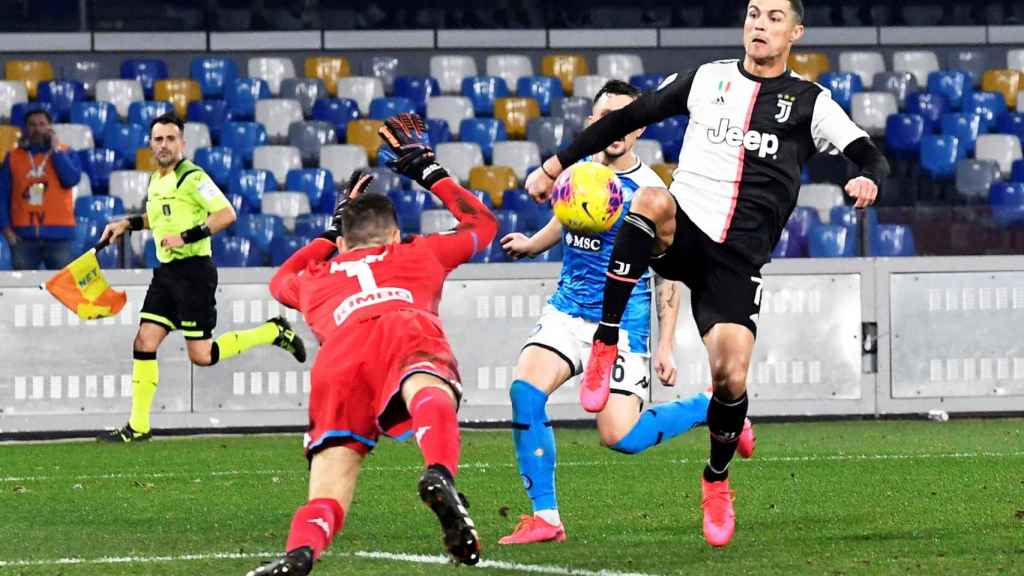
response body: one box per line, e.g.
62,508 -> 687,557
27,182 -> 46,206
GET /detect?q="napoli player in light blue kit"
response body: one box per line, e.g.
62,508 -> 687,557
498,80 -> 755,545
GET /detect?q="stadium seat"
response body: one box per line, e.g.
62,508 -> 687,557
501,188 -> 535,219
629,74 -> 665,93
262,192 -> 311,231
75,194 -> 124,222
0,81 -> 27,122
346,119 -> 385,163
255,99 -> 304,144
79,149 -> 128,196
252,145 -> 302,186
304,56 -> 351,96
96,79 -> 144,119
190,57 -> 239,99
69,59 -> 102,98
920,135 -> 961,180
927,70 -> 972,111
541,54 -> 589,95
981,69 -> 1022,110
186,100 -> 231,144
1013,159 -> 1024,183
270,234 -> 306,266
783,206 -> 822,257
285,168 -> 335,213
362,55 -> 400,95
37,80 -> 86,122
336,77 -> 385,116
388,189 -> 427,234
95,240 -> 125,269
818,72 -> 864,112
997,113 -> 1024,146
393,76 -> 441,117
486,55 -> 534,93
154,79 -> 201,119
72,172 -> 91,200
127,101 -> 173,129
430,55 -> 478,94
135,148 -> 158,172
838,51 -> 885,88
10,102 -> 54,129
572,75 -> 610,102
436,142 -> 484,184
797,183 -> 844,222
0,236 -> 13,270
989,181 -> 1024,227
229,169 -> 279,213
494,97 -> 540,140
184,122 -> 212,159
426,96 -> 474,138
108,170 -> 150,212
369,97 -> 417,120
893,50 -> 939,87
851,92 -> 897,136
193,146 -> 242,189
632,139 -> 663,167
280,78 -> 329,118
103,123 -> 147,166
52,123 -> 94,151
469,165 -> 518,206
906,92 -> 948,133
526,117 -> 566,158
288,121 -> 336,166
652,163 -> 675,186
212,235 -> 252,267
426,118 -> 452,146
293,213 -> 333,238
320,144 -> 368,187
788,52 -> 829,81
221,121 -> 269,167
1009,49 -> 1024,72
0,126 -> 18,162
6,60 -> 54,99
120,58 -> 168,100
459,118 -> 506,163
940,113 -> 981,156
515,76 -> 563,117
963,92 -> 1007,133
597,53 -> 643,82
226,78 -> 271,121
72,215 -> 105,252
552,96 -> 592,135
363,166 -> 405,196
874,71 -> 919,110
461,76 -> 510,117
976,134 -> 1023,176
248,57 -> 296,96
312,98 -> 361,136
871,224 -> 916,256
950,49 -> 988,87
644,116 -> 686,163
493,141 -> 541,182
808,224 -> 856,257
771,227 -> 795,259
231,213 -> 285,261
885,113 -> 926,156
955,159 -> 999,203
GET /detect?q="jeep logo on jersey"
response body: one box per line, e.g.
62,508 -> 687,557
706,118 -> 780,159
564,231 -> 602,251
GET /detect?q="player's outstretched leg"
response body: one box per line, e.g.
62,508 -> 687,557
418,464 -> 480,565
606,392 -> 710,454
701,390 -> 750,547
213,316 -> 306,365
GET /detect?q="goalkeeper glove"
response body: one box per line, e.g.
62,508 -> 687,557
319,168 -> 375,242
378,112 -> 449,190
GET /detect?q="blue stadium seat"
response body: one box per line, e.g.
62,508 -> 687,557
784,206 -> 821,257
940,113 -> 981,156
77,148 -> 127,195
470,189 -> 495,209
312,98 -> 361,138
501,188 -> 536,221
270,234 -> 306,266
771,227 -> 794,259
37,80 -> 86,122
193,146 -> 242,189
469,241 -> 492,263
230,213 -> 285,265
926,70 -> 972,111
190,57 -> 239,99
71,102 -> 117,147
128,100 -> 174,129
393,75 -> 441,116
225,192 -> 252,215
644,116 -> 686,162
368,96 -> 417,120
529,202 -> 554,230
11,102 -> 55,129
212,235 -> 253,267
885,113 -> 925,157
629,74 -> 666,93
142,241 -> 160,268
120,58 -> 168,100
0,236 -> 10,270
995,112 -> 1024,142
72,216 -> 105,253
75,195 -> 125,222
226,78 -> 271,121
388,189 -> 426,234
459,118 -> 507,163
906,93 -> 947,133
870,224 -> 916,256
963,92 -> 1007,133
293,213 -> 333,238
990,181 -> 1024,227
426,118 -> 452,146
515,76 -> 563,116
920,134 -> 961,179
818,72 -> 863,112
103,122 -> 148,163
229,170 -> 279,214
460,76 -> 510,117
96,241 -> 124,269
532,241 -> 563,262
488,210 -> 523,262
285,168 -> 335,214
220,121 -> 269,167
1012,159 -> 1024,183
186,100 -> 232,144
829,205 -> 878,234
808,224 -> 856,257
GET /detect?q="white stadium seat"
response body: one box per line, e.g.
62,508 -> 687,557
52,123 -> 94,150
633,139 -> 664,167
893,50 -> 939,88
184,122 -> 212,160
0,80 -> 28,122
426,96 -> 474,138
262,191 -> 311,231
597,53 -> 644,82
839,51 -> 886,88
319,144 -> 369,186
798,183 -> 844,222
975,134 -> 1023,177
572,75 -> 610,102
486,55 -> 534,92
850,92 -> 898,136
492,141 -> 541,181
435,142 -> 483,184
253,145 -> 302,185
335,76 -> 385,116
109,170 -> 151,212
95,79 -> 143,118
255,98 -> 304,143
247,57 -> 296,96
430,55 -> 478,94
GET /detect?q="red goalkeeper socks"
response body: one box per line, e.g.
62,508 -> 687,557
409,386 -> 461,476
285,498 -> 345,559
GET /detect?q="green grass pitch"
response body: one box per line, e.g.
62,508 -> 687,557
1,419 -> 1022,575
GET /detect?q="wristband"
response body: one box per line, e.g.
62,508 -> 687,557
541,163 -> 558,181
180,224 -> 212,244
127,215 -> 145,231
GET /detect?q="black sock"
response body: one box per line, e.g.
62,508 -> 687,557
703,391 -> 749,482
594,212 -> 657,345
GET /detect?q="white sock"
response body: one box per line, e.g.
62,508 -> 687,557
534,508 -> 561,526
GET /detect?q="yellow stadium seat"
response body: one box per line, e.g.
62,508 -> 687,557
346,119 -> 385,163
788,52 -> 830,82
154,79 -> 202,119
305,56 -> 351,96
135,148 -> 158,172
469,165 -> 518,207
0,125 -> 21,162
541,54 -> 589,95
981,69 -> 1023,110
6,60 -> 54,99
652,163 -> 676,186
494,97 -> 540,140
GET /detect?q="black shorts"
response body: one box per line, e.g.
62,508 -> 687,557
140,256 -> 218,340
651,203 -> 762,338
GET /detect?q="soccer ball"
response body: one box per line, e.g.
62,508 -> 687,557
551,162 -> 624,235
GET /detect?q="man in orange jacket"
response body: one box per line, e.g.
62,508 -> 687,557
0,108 -> 82,269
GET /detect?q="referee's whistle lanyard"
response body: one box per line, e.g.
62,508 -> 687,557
24,149 -> 53,236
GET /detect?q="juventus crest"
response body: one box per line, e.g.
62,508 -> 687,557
775,94 -> 795,123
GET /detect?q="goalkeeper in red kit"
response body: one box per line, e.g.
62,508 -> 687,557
247,113 -> 497,576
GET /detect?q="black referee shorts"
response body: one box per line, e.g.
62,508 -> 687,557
140,256 -> 218,340
651,203 -> 763,338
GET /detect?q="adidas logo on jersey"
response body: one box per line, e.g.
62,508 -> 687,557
706,117 -> 780,159
564,231 -> 602,251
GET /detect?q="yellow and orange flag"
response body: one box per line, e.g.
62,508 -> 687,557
44,240 -> 126,320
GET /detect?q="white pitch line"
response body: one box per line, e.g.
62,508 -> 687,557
2,450 -> 1022,484
354,550 -> 660,576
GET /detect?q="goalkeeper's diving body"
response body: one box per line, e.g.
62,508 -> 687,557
96,113 -> 307,443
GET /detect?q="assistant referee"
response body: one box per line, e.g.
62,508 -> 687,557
97,113 -> 306,443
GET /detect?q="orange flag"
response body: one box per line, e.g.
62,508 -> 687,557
44,242 -> 126,320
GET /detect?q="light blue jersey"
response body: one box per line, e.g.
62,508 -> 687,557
548,158 -> 666,354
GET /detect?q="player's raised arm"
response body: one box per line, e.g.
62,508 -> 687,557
810,90 -> 890,208
378,113 -> 498,269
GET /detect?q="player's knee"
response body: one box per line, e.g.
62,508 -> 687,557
132,332 -> 159,354
599,427 -> 631,452
709,357 -> 750,396
632,187 -> 675,224
187,347 -> 213,366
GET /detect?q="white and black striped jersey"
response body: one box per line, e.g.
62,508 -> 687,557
557,59 -> 872,266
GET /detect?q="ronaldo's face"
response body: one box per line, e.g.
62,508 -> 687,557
743,0 -> 803,65
589,92 -> 644,160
